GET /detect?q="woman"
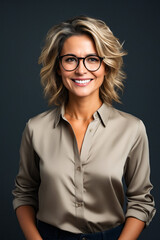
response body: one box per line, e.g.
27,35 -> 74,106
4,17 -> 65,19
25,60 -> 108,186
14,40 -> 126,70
12,16 -> 156,240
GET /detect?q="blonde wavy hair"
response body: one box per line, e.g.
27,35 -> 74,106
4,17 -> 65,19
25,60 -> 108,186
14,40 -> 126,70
39,16 -> 127,106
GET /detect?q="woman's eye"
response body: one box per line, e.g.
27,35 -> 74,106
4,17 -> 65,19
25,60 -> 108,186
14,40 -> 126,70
87,57 -> 99,62
65,57 -> 76,62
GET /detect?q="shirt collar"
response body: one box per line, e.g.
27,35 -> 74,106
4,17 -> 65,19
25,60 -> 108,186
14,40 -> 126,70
95,103 -> 111,127
53,103 -> 111,128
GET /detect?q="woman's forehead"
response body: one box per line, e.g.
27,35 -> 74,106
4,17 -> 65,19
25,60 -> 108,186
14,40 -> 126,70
60,34 -> 97,56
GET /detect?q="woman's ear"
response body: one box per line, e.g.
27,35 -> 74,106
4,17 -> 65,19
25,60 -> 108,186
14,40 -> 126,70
105,65 -> 108,76
57,65 -> 62,76
57,69 -> 61,76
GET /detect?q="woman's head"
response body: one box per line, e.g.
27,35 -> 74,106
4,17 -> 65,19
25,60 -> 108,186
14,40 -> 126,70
39,16 -> 127,106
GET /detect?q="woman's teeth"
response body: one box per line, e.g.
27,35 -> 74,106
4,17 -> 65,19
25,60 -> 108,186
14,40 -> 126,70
73,79 -> 92,84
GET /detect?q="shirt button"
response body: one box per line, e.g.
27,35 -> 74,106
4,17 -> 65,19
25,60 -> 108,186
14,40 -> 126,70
89,129 -> 93,132
75,202 -> 83,207
83,188 -> 86,192
77,166 -> 81,171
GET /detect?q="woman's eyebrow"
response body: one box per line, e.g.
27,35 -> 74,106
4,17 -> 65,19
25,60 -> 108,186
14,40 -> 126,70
61,53 -> 98,57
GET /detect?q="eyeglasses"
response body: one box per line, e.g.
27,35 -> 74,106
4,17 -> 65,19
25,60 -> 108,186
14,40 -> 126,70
59,54 -> 104,72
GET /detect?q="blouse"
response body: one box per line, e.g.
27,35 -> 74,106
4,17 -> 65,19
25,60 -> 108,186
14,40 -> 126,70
12,103 -> 156,233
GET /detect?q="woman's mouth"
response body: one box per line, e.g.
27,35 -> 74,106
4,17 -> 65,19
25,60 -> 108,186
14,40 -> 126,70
71,79 -> 93,86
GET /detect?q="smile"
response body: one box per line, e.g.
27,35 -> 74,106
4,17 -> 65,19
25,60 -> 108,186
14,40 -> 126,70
71,79 -> 93,86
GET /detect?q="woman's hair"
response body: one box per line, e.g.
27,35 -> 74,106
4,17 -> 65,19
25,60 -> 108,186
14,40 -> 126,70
39,16 -> 127,106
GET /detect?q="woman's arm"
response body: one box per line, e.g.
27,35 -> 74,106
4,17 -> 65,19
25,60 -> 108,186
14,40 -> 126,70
124,120 -> 155,228
118,217 -> 145,240
13,123 -> 42,239
16,205 -> 42,240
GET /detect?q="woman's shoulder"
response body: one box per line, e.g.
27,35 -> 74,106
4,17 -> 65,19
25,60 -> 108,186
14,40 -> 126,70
110,106 -> 140,122
26,107 -> 60,131
110,106 -> 146,133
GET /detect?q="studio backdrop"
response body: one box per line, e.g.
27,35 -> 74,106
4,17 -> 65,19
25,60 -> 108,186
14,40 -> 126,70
1,0 -> 159,239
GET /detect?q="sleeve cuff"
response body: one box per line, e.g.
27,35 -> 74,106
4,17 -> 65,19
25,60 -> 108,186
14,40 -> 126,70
13,198 -> 38,211
125,208 -> 156,226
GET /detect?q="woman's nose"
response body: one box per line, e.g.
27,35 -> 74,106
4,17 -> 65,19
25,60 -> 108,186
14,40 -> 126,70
75,59 -> 87,74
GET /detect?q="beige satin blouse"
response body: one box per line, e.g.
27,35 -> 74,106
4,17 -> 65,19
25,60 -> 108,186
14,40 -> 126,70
12,103 -> 156,233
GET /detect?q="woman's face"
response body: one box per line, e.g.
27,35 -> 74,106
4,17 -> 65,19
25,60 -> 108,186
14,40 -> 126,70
58,34 -> 106,100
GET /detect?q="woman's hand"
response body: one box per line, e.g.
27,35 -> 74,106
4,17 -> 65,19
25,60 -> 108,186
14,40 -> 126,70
16,205 -> 43,240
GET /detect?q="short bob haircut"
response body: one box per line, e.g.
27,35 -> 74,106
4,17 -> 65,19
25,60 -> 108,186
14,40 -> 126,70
39,16 -> 127,106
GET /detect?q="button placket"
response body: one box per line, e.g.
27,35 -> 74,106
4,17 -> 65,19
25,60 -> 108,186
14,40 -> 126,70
74,152 -> 84,221
80,120 -> 98,164
75,166 -> 83,202
74,118 -> 100,230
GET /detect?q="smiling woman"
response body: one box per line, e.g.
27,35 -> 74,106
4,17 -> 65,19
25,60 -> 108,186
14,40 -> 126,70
12,16 -> 155,240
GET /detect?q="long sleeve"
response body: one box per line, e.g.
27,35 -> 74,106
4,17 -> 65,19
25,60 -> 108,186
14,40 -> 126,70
12,121 -> 40,211
124,120 -> 156,226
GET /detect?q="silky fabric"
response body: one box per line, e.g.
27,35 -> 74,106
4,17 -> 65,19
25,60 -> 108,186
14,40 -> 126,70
37,220 -> 124,240
12,103 -> 156,233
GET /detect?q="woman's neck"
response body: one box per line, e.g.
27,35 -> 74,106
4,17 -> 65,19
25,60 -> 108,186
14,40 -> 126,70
65,95 -> 102,121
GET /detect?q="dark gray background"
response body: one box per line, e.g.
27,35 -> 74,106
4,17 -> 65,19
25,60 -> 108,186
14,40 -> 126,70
1,0 -> 160,239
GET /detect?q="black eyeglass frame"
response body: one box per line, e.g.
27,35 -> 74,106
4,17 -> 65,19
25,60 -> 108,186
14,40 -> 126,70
58,54 -> 104,72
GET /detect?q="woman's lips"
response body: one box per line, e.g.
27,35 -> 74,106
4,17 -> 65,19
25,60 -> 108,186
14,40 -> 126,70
71,78 -> 93,86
